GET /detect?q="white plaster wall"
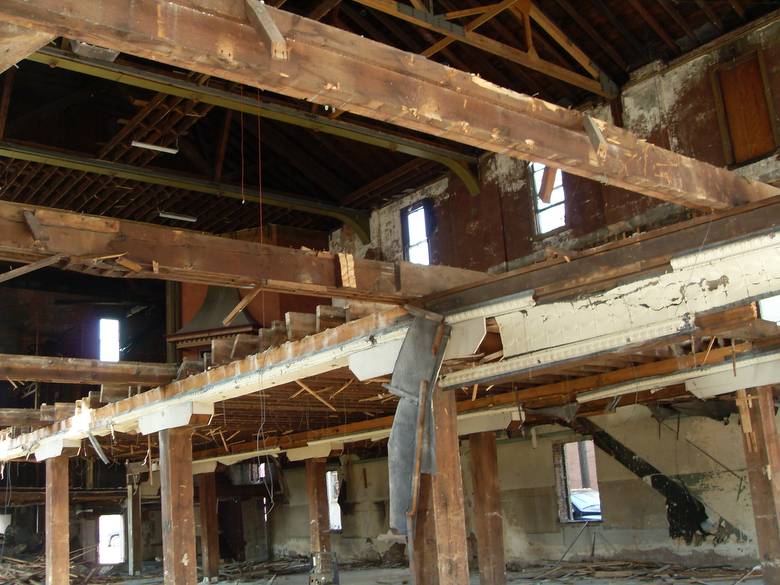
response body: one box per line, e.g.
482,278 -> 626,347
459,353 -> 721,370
267,405 -> 764,567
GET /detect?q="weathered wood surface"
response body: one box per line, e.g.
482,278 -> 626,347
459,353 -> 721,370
469,432 -> 506,585
305,458 -> 331,554
45,454 -> 70,585
0,353 -> 176,386
198,473 -> 220,580
741,386 -> 780,584
431,387 -> 469,584
0,22 -> 52,74
0,1 -> 776,209
159,427 -> 198,585
0,200 -> 488,302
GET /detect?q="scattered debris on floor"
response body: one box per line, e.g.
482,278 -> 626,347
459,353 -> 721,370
509,560 -> 762,583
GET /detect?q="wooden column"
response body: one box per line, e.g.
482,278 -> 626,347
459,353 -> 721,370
159,427 -> 197,585
469,432 -> 506,585
741,386 -> 780,584
411,473 -> 439,585
431,387 -> 469,585
126,481 -> 143,575
45,454 -> 70,585
305,458 -> 331,555
198,472 -> 220,580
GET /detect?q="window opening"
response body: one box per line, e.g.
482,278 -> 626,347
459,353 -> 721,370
402,202 -> 431,265
555,439 -> 601,523
99,318 -> 120,362
326,470 -> 342,531
530,162 -> 566,234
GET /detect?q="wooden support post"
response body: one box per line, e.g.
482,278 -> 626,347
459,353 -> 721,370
469,432 -> 506,585
741,386 -> 780,583
198,472 -> 220,581
127,481 -> 143,576
159,427 -> 197,585
305,458 -> 331,555
45,454 -> 70,585
431,387 -> 469,585
411,473 -> 439,585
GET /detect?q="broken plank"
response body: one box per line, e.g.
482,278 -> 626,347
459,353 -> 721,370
0,254 -> 62,284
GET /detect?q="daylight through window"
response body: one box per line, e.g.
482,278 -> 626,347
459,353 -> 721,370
99,318 -> 120,362
530,162 -> 566,234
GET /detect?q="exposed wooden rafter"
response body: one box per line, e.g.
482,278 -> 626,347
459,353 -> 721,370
2,1 -> 774,210
0,22 -> 52,74
353,0 -> 615,96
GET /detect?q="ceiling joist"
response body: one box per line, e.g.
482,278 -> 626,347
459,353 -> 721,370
0,1 -> 775,211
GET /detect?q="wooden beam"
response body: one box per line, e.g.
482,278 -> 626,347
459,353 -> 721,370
431,386 -> 469,584
469,432 -> 506,585
0,254 -> 62,284
411,473 -> 439,585
2,2 -> 774,209
45,454 -> 70,585
0,22 -> 52,74
740,386 -> 780,583
244,0 -> 289,60
422,0 -> 520,59
626,0 -> 680,54
309,0 -> 342,21
159,427 -> 198,585
198,473 -> 220,580
521,2 -> 603,79
0,353 -> 177,386
356,0 -> 610,96
305,458 -> 331,554
0,200 -> 486,303
127,482 -> 143,576
552,0 -> 628,72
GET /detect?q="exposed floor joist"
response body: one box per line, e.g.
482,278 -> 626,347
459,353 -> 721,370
0,1 -> 776,210
3,216 -> 780,463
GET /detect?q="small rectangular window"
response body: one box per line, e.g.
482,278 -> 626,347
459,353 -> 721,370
554,439 -> 601,523
401,201 -> 432,265
99,318 -> 120,362
326,470 -> 342,531
530,162 -> 566,235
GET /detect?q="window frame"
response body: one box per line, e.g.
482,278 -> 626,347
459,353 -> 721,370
710,49 -> 780,168
552,438 -> 603,525
400,198 -> 435,264
529,162 -> 567,237
98,318 -> 121,362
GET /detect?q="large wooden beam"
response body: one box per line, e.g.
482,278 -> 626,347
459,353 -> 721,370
45,454 -> 70,585
740,386 -> 780,583
0,22 -> 52,74
431,387 -> 469,584
0,200 -> 487,302
305,458 -> 331,555
198,472 -> 221,581
1,1 -> 775,209
0,354 -> 177,386
469,432 -> 506,585
410,473 -> 439,585
159,427 -> 198,585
